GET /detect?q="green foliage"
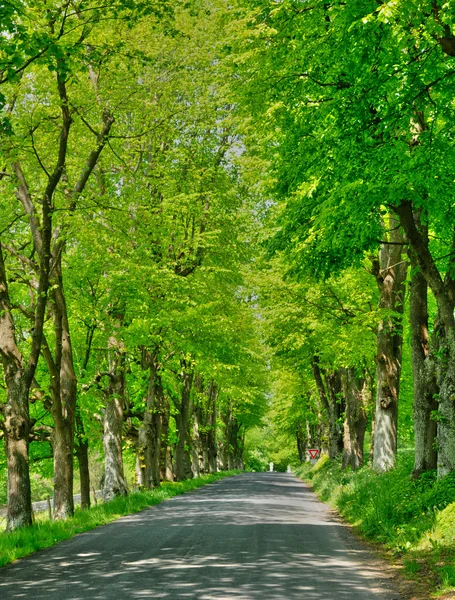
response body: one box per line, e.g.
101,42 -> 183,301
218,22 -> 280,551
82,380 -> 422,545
297,453 -> 454,549
297,454 -> 455,594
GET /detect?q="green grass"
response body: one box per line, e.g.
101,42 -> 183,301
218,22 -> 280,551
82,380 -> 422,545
296,454 -> 455,597
0,471 -> 240,568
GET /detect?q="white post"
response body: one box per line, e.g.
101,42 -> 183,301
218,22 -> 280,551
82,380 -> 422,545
269,462 -> 274,472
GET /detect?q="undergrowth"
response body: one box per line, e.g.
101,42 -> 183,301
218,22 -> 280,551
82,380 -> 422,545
296,454 -> 455,597
0,471 -> 239,568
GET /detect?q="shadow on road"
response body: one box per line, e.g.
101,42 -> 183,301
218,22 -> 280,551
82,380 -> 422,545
0,473 -> 397,600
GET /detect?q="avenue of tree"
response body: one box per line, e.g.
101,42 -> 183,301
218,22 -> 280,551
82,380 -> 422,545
2,0 -> 455,533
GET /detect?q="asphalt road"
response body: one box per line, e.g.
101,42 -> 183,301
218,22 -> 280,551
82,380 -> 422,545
0,473 -> 400,600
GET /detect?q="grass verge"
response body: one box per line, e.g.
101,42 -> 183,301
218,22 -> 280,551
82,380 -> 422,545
296,454 -> 455,598
0,471 -> 240,568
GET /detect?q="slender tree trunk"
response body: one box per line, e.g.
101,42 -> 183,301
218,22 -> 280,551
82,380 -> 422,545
206,381 -> 218,473
372,218 -> 407,472
324,371 -> 344,456
410,268 -> 438,477
138,353 -> 163,489
311,358 -> 342,459
396,201 -> 455,477
191,414 -> 201,477
160,396 -> 173,481
173,364 -> 194,481
75,405 -> 90,509
193,378 -> 217,474
296,421 -> 307,463
50,259 -> 77,520
190,375 -> 203,477
221,402 -> 242,470
221,405 -> 232,470
103,339 -> 128,501
341,368 -> 368,470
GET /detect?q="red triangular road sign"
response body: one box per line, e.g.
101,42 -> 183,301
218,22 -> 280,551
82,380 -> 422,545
308,449 -> 320,460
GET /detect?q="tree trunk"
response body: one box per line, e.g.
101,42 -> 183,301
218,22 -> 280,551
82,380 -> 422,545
311,358 -> 342,459
296,421 -> 307,463
194,379 -> 217,474
160,396 -> 174,481
206,381 -> 218,474
372,218 -> 407,472
4,378 -> 33,530
191,415 -> 201,478
0,189 -> 52,530
138,353 -> 163,489
221,402 -> 243,470
75,404 -> 90,509
324,371 -> 344,456
49,259 -> 77,520
103,379 -> 127,500
396,201 -> 455,477
341,368 -> 368,470
173,363 -> 194,481
410,268 -> 438,477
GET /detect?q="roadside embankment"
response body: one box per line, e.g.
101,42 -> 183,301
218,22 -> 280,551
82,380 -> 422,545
296,454 -> 455,598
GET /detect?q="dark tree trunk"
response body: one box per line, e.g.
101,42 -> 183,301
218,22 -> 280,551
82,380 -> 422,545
0,185 -> 52,531
396,201 -> 455,477
311,358 -> 343,459
191,415 -> 201,478
173,363 -> 194,481
4,378 -> 33,530
75,405 -> 90,509
159,396 -> 174,481
48,257 -> 77,520
190,375 -> 204,477
193,378 -> 218,474
103,341 -> 128,500
138,352 -> 163,489
410,266 -> 438,477
205,381 -> 218,474
221,402 -> 243,470
372,217 -> 407,472
341,368 -> 369,471
296,421 -> 307,463
324,371 -> 344,456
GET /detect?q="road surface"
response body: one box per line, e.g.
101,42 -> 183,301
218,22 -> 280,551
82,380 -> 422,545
0,473 -> 400,599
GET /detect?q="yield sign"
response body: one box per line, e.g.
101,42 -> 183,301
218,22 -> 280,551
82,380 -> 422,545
308,449 -> 320,460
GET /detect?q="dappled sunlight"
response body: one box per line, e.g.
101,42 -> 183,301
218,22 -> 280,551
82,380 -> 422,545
0,474 -> 397,599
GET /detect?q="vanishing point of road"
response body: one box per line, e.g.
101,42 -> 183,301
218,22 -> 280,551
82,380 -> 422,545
0,473 -> 400,599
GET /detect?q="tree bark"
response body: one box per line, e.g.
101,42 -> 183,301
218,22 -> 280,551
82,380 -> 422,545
410,266 -> 438,477
138,350 -> 163,489
0,186 -> 52,530
103,333 -> 128,501
296,421 -> 307,463
396,200 -> 455,477
75,405 -> 90,509
193,378 -> 218,474
159,396 -> 174,481
324,371 -> 344,457
311,358 -> 343,459
372,217 -> 407,472
341,368 -> 368,470
203,381 -> 218,474
47,255 -> 77,520
173,361 -> 194,481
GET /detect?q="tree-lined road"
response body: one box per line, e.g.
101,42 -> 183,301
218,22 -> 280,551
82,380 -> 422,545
0,474 -> 399,599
